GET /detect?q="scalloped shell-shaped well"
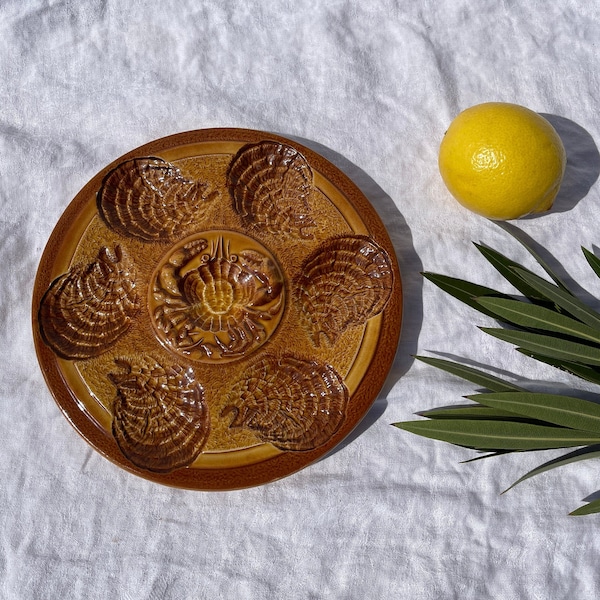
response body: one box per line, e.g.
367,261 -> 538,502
98,157 -> 219,242
38,246 -> 139,360
110,356 -> 210,473
227,141 -> 316,239
222,354 -> 348,451
295,235 -> 394,346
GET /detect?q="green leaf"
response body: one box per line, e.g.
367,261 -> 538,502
474,243 -> 562,302
512,267 -> 600,330
582,247 -> 600,280
480,327 -> 600,366
503,445 -> 600,493
570,499 -> 600,516
476,297 -> 600,344
414,355 -> 524,392
516,349 -> 600,385
421,272 -> 512,320
468,391 -> 600,434
417,405 -> 560,428
392,419 -> 600,450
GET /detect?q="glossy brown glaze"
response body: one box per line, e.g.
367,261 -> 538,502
222,354 -> 348,451
32,128 -> 402,490
38,245 -> 139,359
295,235 -> 394,347
228,141 -> 316,239
98,157 -> 220,242
110,356 -> 210,473
150,231 -> 284,362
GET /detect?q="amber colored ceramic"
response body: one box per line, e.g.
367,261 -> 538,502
32,128 -> 402,490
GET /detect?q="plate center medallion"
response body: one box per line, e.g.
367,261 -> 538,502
150,230 -> 285,363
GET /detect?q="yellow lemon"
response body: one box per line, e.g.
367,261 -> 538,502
438,102 -> 566,220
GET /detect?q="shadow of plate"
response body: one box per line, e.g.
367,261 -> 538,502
280,134 -> 423,457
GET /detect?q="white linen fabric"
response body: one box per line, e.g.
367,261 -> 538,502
2,1 -> 600,598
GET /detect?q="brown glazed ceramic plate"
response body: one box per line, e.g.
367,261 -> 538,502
32,128 -> 402,490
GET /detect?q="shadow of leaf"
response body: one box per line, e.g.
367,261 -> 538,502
495,221 -> 600,309
583,489 -> 600,502
424,350 -> 600,403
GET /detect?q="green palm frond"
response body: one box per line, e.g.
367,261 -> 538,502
394,227 -> 600,516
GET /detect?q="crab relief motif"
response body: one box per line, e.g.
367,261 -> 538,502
151,233 -> 285,362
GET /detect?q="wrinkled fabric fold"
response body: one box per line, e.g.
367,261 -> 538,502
2,1 -> 600,598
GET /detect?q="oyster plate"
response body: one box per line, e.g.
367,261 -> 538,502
32,128 -> 402,490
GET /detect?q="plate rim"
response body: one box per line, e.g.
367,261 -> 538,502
31,127 -> 403,490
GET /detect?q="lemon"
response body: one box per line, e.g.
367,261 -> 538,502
438,102 -> 566,220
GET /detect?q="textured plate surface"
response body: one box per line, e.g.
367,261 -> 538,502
32,128 -> 402,490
